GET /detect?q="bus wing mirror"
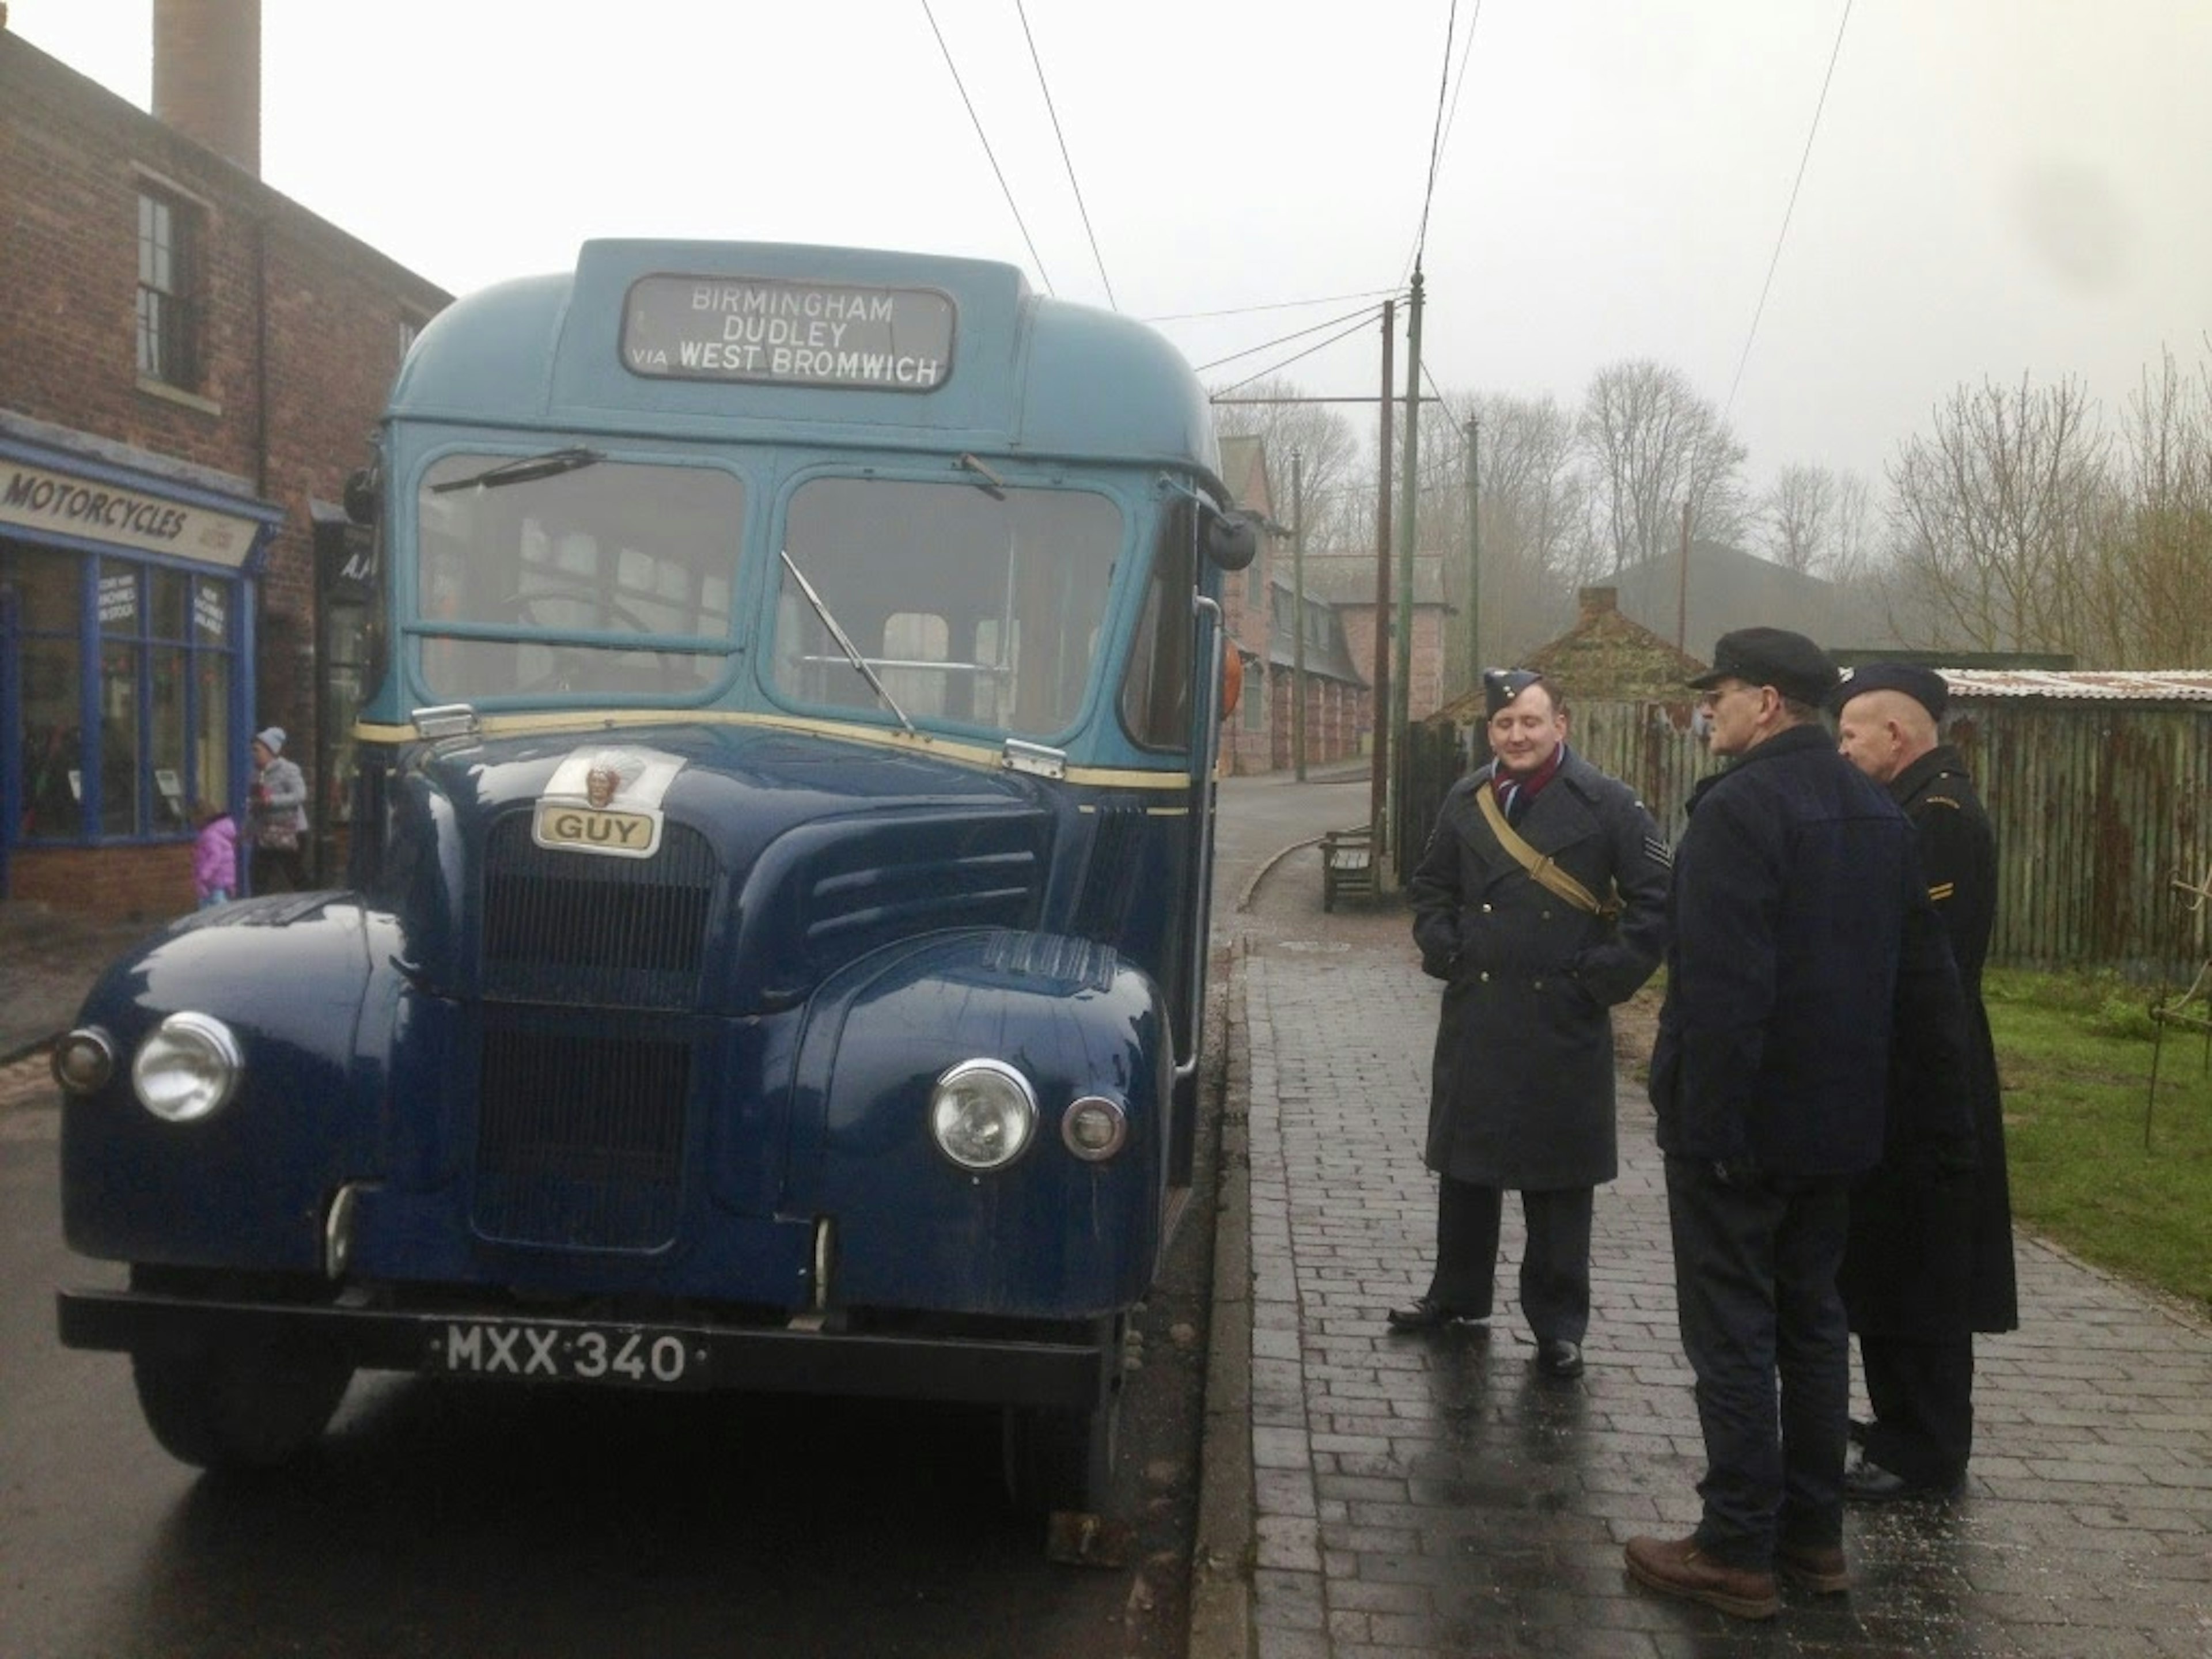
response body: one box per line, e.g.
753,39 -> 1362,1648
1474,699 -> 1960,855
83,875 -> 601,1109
1204,507 -> 1260,573
344,465 -> 380,526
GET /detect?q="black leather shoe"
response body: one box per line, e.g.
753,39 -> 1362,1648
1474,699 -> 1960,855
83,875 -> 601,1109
1385,1297 -> 1487,1332
1843,1450 -> 1963,1502
1537,1339 -> 1584,1378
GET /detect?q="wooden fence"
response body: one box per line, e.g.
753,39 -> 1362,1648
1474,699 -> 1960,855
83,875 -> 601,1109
1402,698 -> 2212,978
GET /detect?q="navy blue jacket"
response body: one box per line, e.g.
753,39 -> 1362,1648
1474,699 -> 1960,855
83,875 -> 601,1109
1649,723 -> 1968,1179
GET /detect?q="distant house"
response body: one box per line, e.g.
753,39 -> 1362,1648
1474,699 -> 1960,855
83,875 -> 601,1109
1611,539 -> 1903,660
1214,435 -> 1371,775
1433,587 -> 1705,728
1301,549 -> 1453,722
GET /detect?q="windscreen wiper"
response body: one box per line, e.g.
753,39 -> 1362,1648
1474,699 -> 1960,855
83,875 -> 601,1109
430,447 -> 603,493
779,550 -> 916,734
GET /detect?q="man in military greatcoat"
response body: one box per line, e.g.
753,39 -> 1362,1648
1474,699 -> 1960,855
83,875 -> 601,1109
1832,662 -> 2019,1501
1393,669 -> 1671,1380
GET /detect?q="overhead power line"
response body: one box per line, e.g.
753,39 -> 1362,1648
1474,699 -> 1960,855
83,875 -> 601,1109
1723,0 -> 1855,423
1143,287 -> 1403,325
1407,0 -> 1461,277
1430,0 -> 1487,196
1208,306 -> 1392,399
922,0 -> 1055,296
1014,0 -> 1116,310
1194,301 -> 1393,375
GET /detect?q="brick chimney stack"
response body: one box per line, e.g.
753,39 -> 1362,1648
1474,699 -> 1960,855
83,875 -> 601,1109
152,0 -> 260,177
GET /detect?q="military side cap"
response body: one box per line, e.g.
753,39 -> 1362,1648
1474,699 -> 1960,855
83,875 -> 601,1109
1830,661 -> 1948,720
1482,667 -> 1546,716
1687,627 -> 1839,706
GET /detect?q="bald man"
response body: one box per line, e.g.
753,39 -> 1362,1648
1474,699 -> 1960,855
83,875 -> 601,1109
1831,664 -> 2018,1502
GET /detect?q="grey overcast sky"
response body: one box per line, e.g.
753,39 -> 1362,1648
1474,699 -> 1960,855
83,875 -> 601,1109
14,0 -> 2210,498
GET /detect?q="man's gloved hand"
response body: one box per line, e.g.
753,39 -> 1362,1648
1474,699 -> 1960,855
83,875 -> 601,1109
1420,951 -> 1458,982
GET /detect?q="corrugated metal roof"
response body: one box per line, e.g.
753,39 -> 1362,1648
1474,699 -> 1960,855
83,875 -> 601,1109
1940,669 -> 2212,703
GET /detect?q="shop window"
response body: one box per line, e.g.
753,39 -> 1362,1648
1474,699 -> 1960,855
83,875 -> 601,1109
5,543 -> 237,845
192,578 -> 233,815
136,188 -> 200,389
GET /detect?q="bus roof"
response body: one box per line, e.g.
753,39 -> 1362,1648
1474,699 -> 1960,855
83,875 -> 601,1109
389,240 -> 1222,488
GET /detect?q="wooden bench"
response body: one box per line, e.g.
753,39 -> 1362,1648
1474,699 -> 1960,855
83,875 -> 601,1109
1321,825 -> 1377,911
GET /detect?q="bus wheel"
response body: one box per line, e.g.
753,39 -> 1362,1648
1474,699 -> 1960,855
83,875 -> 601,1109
131,1336 -> 353,1471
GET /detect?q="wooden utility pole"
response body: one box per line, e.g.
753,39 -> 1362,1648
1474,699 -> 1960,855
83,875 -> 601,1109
1369,300 -> 1395,842
1389,270 -> 1424,874
1464,414 -> 1480,681
1676,499 -> 1691,651
1291,448 -> 1307,781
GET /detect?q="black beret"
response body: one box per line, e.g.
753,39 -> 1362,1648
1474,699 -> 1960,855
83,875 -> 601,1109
1830,662 -> 1948,720
1687,627 -> 1839,707
1482,667 -> 1546,717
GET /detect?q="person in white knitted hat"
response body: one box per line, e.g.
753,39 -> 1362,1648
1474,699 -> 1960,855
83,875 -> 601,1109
248,726 -> 309,892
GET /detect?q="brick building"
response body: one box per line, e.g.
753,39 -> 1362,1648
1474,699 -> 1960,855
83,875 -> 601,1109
1213,435 -> 1372,777
1,7 -> 449,919
1301,547 -> 1454,724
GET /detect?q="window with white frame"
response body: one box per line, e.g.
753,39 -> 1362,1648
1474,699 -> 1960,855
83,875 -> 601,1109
136,187 -> 200,389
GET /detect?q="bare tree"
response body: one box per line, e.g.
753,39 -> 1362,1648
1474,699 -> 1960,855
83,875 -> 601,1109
1883,374 -> 2109,656
1209,374 -> 1363,550
2100,349 -> 2212,665
1759,463 -> 1838,575
1576,359 -> 1749,573
1828,471 -> 1878,587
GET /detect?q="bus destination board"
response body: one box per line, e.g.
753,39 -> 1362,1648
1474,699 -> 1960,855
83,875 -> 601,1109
623,275 -> 955,391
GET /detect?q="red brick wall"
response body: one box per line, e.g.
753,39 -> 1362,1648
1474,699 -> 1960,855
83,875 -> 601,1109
10,843 -> 195,923
1336,603 -> 1452,721
153,0 -> 260,175
1,33 -> 449,911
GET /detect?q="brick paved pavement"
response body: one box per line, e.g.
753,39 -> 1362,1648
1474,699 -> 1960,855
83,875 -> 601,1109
1229,913 -> 2212,1658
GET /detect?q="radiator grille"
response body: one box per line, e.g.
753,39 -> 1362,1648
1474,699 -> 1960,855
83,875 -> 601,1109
799,819 -> 1043,971
472,1025 -> 690,1251
481,814 -> 717,1007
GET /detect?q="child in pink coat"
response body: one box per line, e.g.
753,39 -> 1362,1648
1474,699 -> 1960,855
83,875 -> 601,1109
191,800 -> 238,908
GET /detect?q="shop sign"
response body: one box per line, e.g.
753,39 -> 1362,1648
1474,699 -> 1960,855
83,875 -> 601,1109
0,460 -> 261,567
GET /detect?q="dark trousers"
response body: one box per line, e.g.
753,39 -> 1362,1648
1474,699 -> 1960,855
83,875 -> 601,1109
1662,1154 -> 1851,1568
1423,1175 -> 1593,1344
1860,1334 -> 1975,1484
249,842 -> 305,894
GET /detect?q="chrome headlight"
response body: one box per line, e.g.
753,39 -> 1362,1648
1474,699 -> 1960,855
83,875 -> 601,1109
929,1059 -> 1037,1172
131,1013 -> 244,1123
1061,1094 -> 1129,1162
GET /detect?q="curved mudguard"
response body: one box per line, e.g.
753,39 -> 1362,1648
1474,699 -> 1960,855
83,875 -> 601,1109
790,929 -> 1171,1320
59,894 -> 403,1271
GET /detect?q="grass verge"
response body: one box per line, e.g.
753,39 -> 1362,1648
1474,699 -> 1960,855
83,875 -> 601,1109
1987,967 -> 2212,1313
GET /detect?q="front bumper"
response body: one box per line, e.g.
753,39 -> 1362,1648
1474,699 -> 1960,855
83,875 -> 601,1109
56,1287 -> 1104,1411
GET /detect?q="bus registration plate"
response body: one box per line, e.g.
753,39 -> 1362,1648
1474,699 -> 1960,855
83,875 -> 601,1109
434,1320 -> 707,1389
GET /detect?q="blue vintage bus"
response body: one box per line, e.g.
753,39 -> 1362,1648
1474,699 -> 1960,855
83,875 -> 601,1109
53,240 -> 1256,1513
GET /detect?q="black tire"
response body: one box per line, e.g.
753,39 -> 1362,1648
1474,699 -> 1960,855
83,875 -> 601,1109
131,1336 -> 353,1471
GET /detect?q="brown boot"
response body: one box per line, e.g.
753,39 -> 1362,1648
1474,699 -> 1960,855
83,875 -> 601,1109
1776,1540 -> 1850,1594
1623,1534 -> 1781,1620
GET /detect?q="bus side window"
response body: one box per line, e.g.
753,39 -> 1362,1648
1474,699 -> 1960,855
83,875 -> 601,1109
1117,502 -> 1196,752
